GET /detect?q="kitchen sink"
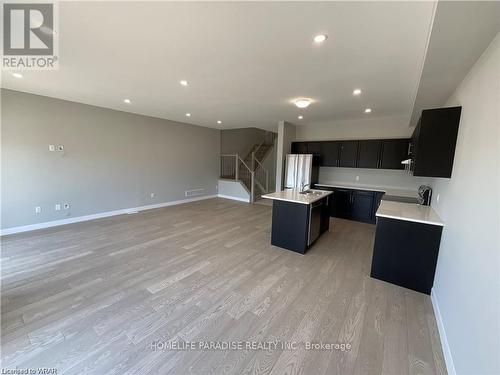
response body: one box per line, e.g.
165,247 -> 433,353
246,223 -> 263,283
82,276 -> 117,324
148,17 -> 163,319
299,190 -> 324,195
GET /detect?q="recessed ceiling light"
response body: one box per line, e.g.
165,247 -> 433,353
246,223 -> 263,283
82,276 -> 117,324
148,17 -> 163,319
364,108 -> 372,113
217,120 -> 222,124
293,98 -> 312,109
123,99 -> 131,104
298,115 -> 303,120
180,80 -> 188,86
353,89 -> 362,96
12,73 -> 23,78
313,34 -> 328,43
186,113 -> 191,117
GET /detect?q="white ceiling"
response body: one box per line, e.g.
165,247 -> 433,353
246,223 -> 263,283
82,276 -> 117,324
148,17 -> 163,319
1,1 -> 436,130
410,1 -> 500,127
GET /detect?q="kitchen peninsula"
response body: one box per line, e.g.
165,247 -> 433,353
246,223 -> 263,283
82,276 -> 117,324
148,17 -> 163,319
262,189 -> 332,254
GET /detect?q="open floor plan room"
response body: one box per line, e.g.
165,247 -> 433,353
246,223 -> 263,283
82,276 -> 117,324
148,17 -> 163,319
1,200 -> 445,374
1,1 -> 499,374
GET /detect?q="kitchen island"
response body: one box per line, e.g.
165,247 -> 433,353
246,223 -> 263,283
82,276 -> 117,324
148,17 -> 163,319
370,200 -> 444,294
262,189 -> 332,254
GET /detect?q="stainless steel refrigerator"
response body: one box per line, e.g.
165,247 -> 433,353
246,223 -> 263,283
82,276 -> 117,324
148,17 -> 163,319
284,154 -> 319,190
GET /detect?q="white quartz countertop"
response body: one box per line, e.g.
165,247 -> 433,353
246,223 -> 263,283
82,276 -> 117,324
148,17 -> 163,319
262,189 -> 333,205
376,200 -> 444,226
315,182 -> 417,199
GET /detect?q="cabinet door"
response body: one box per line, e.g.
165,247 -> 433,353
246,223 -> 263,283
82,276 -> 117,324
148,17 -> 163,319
379,139 -> 409,170
338,141 -> 358,168
357,140 -> 381,169
291,142 -> 308,154
307,142 -> 322,155
413,107 -> 461,178
332,188 -> 352,218
320,141 -> 340,167
320,196 -> 331,233
351,190 -> 374,223
371,192 -> 385,223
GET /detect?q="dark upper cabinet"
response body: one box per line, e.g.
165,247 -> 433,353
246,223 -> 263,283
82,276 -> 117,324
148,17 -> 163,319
379,139 -> 409,170
351,190 -> 374,223
357,140 -> 381,169
291,141 -> 321,156
338,141 -> 359,168
320,141 -> 340,167
291,142 -> 308,154
411,106 -> 462,178
307,142 -> 322,155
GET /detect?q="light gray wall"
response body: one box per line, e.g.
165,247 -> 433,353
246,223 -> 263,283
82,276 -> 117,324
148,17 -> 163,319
1,89 -> 220,230
217,180 -> 250,202
430,33 -> 500,375
275,121 -> 295,191
220,127 -> 267,157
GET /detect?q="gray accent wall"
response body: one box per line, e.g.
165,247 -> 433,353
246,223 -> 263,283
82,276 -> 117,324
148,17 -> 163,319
220,127 -> 268,156
1,89 -> 220,230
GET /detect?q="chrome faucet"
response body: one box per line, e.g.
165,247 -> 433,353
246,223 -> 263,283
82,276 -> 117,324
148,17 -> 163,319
301,182 -> 310,192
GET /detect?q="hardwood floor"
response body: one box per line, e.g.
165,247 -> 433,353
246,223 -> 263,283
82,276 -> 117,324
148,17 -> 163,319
1,198 -> 446,374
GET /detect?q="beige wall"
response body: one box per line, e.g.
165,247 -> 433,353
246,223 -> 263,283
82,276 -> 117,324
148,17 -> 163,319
430,33 -> 500,375
275,121 -> 296,191
294,114 -> 413,141
1,89 -> 220,230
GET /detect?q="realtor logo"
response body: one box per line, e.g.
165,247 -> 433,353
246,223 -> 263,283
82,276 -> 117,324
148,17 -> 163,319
2,2 -> 58,69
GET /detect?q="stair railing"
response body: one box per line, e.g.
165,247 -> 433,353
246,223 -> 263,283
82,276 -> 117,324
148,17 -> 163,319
253,157 -> 269,193
220,154 -> 255,202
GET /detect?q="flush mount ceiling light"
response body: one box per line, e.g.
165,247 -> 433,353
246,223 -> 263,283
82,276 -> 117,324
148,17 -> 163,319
353,89 -> 362,96
180,80 -> 188,87
217,120 -> 222,124
185,113 -> 191,117
293,98 -> 312,109
12,73 -> 23,78
313,34 -> 328,43
364,108 -> 372,113
123,99 -> 131,104
298,115 -> 303,120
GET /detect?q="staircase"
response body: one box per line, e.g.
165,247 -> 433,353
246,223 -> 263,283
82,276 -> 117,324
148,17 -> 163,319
239,143 -> 273,196
220,133 -> 275,203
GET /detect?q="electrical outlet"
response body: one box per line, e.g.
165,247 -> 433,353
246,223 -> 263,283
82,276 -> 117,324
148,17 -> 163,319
150,192 -> 155,198
355,175 -> 360,181
63,203 -> 70,209
55,204 -> 61,211
35,206 -> 41,214
49,145 -> 55,152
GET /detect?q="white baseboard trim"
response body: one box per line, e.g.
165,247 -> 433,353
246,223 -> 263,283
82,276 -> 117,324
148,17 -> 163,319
217,194 -> 250,203
0,194 -> 217,236
431,288 -> 456,375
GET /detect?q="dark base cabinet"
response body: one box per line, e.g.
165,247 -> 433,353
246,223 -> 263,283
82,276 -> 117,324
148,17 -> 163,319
370,217 -> 443,294
315,186 -> 381,224
270,198 -> 330,254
